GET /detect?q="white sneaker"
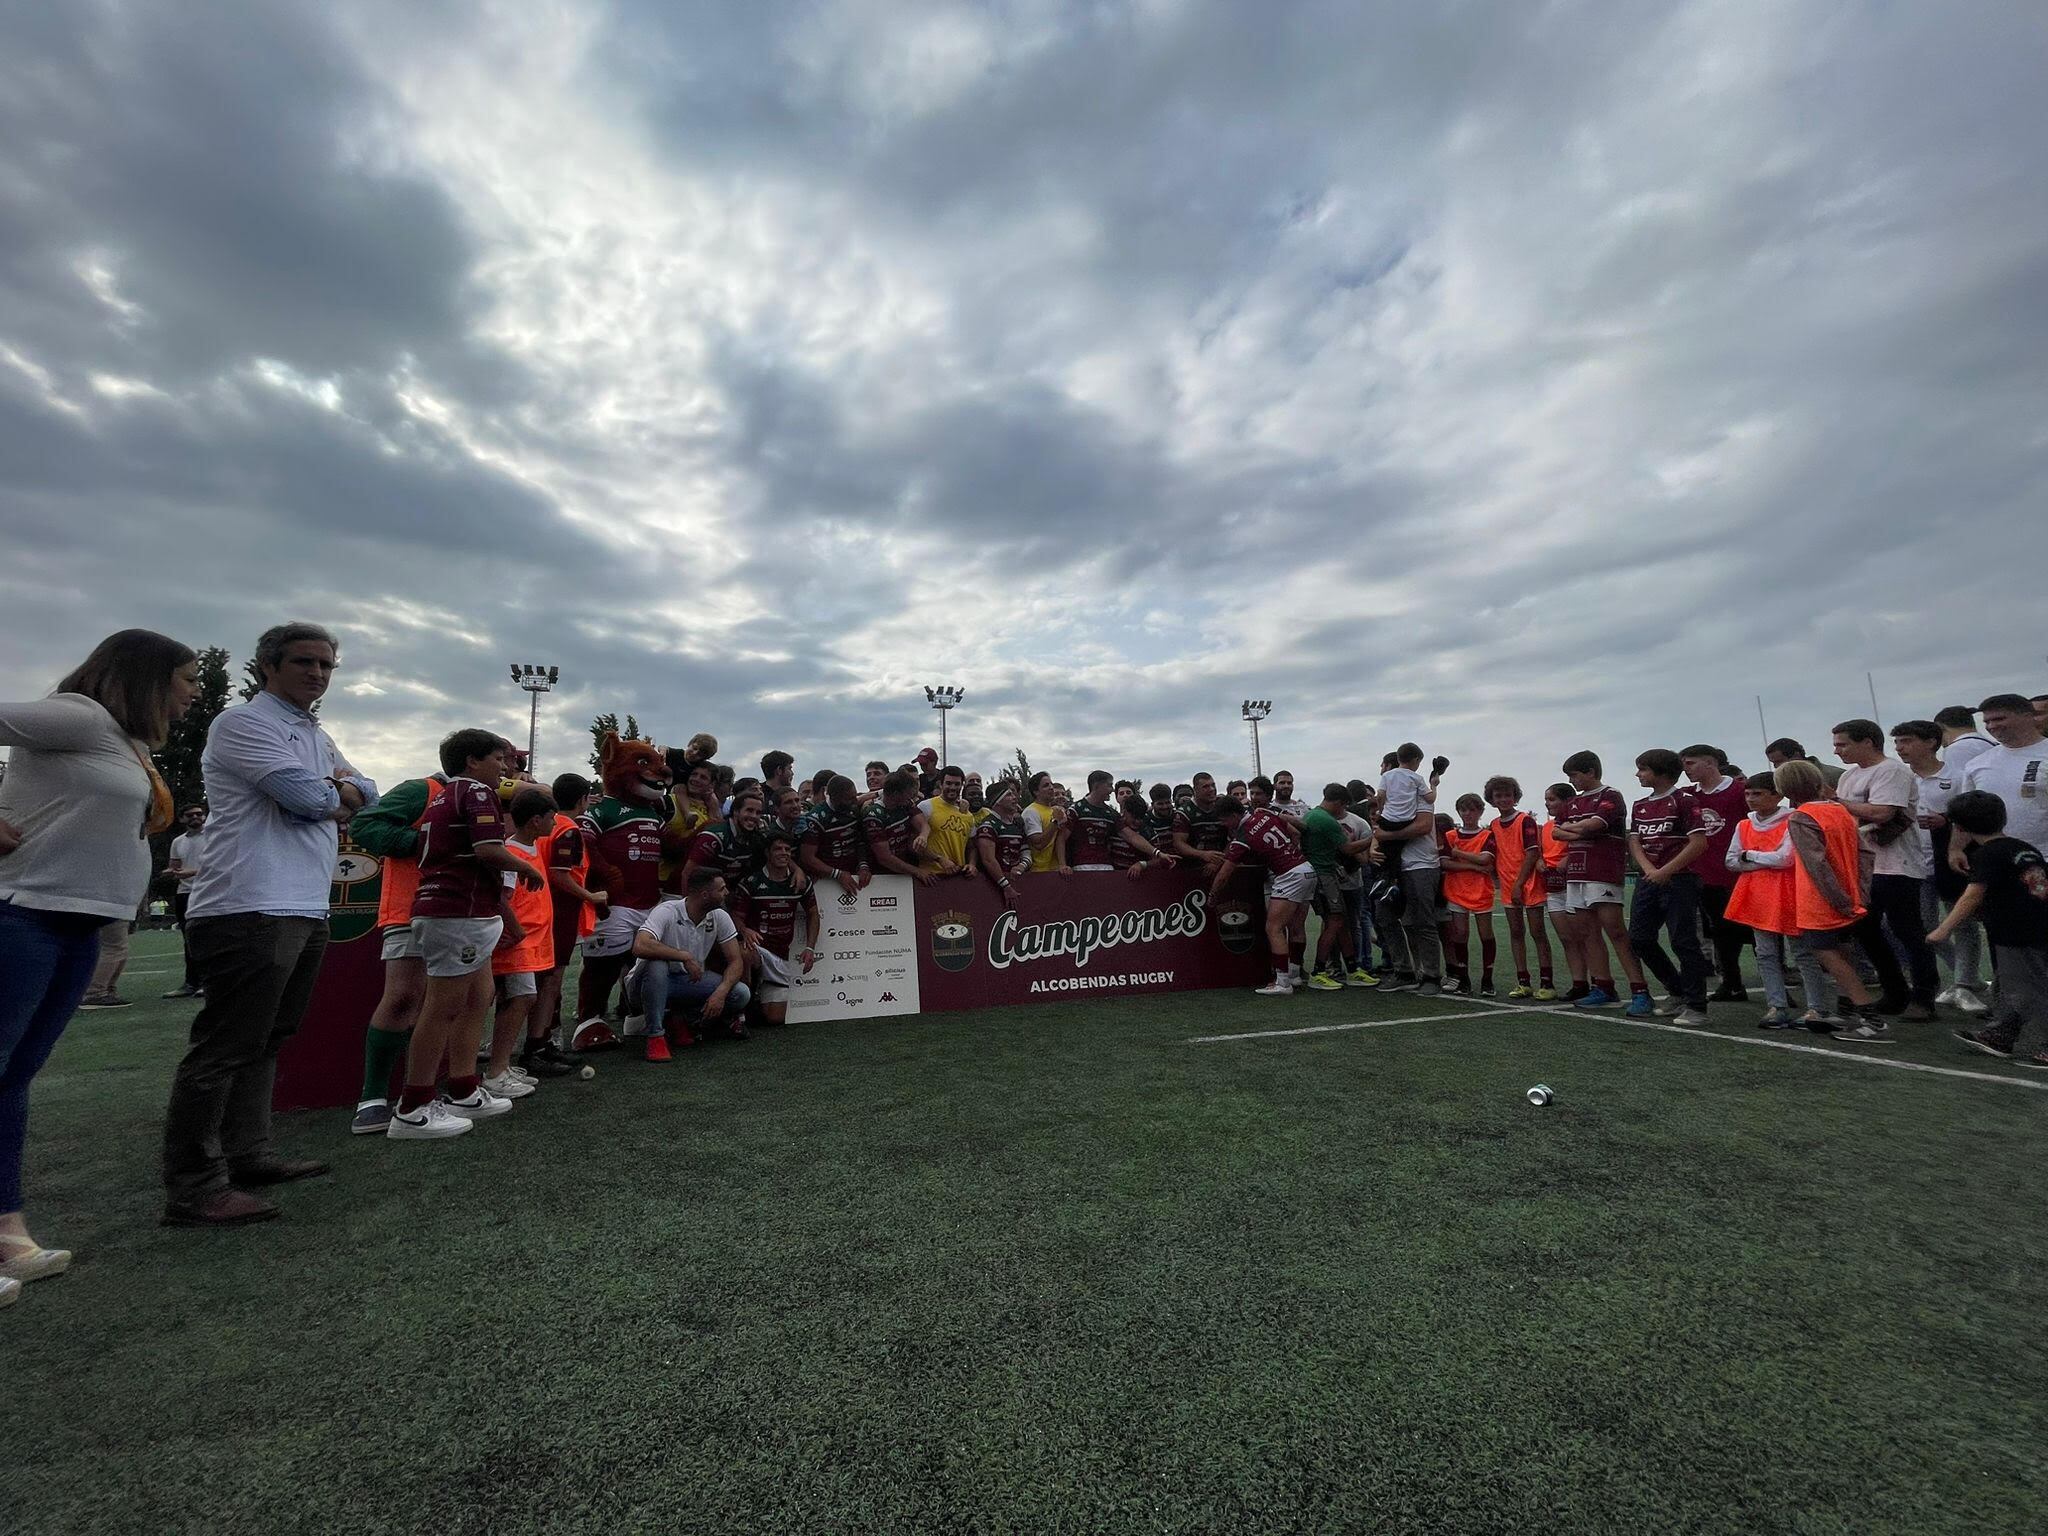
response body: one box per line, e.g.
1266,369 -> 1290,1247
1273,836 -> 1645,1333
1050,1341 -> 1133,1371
1674,1006 -> 1711,1028
387,1100 -> 474,1140
1254,980 -> 1295,996
1955,988 -> 1991,1016
482,1071 -> 536,1099
443,1087 -> 514,1119
0,1275 -> 19,1308
1935,986 -> 1959,1007
1653,996 -> 1685,1018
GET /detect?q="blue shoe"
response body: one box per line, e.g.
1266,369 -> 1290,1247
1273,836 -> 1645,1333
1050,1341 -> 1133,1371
1574,986 -> 1616,1009
1623,993 -> 1655,1018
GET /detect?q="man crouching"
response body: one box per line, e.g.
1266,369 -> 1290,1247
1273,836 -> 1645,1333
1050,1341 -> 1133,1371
626,867 -> 752,1059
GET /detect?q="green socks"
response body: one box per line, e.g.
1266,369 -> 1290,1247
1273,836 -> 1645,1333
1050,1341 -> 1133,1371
361,1026 -> 413,1103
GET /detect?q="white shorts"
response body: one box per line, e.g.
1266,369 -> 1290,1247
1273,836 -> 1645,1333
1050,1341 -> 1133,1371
1564,880 -> 1624,913
411,916 -> 503,978
1545,891 -> 1569,914
755,947 -> 792,1000
583,904 -> 651,959
380,925 -> 423,962
1268,862 -> 1317,905
495,970 -> 538,999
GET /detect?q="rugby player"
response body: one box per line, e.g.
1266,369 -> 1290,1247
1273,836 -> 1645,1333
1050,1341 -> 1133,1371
798,774 -> 872,896
730,829 -> 820,1028
1206,775 -> 1318,995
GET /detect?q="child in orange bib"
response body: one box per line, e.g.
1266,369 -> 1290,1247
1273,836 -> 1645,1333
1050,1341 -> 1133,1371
1442,795 -> 1499,995
1487,775 -> 1555,998
483,790 -> 560,1097
1724,771 -> 1832,1026
1777,760 -> 1886,1041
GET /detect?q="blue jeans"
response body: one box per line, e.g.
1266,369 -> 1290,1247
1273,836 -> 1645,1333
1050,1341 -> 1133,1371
0,901 -> 106,1214
634,962 -> 751,1028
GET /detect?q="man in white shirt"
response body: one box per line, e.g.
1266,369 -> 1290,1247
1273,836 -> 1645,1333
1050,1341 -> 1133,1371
1892,719 -> 1988,1013
161,623 -> 378,1227
1269,770 -> 1312,821
1833,718 -> 1938,1018
1958,693 -> 2048,858
161,803 -> 208,999
628,867 -> 752,1049
1935,705 -> 1996,781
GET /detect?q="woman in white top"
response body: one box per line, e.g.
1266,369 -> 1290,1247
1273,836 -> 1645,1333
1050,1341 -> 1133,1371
0,629 -> 198,1307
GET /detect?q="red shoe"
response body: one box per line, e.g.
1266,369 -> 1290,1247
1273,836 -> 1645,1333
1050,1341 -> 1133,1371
644,1035 -> 672,1064
670,1022 -> 699,1049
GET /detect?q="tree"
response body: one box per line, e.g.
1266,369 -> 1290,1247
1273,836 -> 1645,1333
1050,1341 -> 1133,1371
588,711 -> 647,771
1011,748 -> 1034,792
157,647 -> 232,810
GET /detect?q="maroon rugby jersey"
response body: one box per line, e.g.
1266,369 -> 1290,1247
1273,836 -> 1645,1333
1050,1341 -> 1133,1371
1630,789 -> 1699,870
412,777 -> 509,920
798,804 -> 869,875
1225,807 -> 1307,873
1561,787 -> 1627,884
1682,776 -> 1748,888
731,871 -> 817,957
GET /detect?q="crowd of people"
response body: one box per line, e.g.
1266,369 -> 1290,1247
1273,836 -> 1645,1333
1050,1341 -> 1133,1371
3,623 -> 2046,1304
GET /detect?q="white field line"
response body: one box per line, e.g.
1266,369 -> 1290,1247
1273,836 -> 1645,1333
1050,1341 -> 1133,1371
1190,992 -> 2048,1092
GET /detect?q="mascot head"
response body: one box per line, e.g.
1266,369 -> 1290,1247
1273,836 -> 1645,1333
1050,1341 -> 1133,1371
599,732 -> 672,806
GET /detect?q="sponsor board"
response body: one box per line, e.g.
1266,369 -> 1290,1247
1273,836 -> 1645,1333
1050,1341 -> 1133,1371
786,875 -> 922,1022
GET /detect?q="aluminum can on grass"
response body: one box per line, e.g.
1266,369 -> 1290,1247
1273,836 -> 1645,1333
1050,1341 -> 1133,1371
1526,1084 -> 1554,1106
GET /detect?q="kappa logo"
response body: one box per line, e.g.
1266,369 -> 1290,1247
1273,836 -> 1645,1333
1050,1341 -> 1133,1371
929,908 -> 974,972
878,991 -> 897,1003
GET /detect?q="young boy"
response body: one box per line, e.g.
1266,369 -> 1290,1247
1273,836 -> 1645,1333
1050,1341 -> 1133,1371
393,731 -> 545,1140
1302,784 -> 1376,988
730,829 -> 821,1028
1935,790 -> 2048,1066
1555,750 -> 1650,1014
1538,784 -> 1585,999
1486,776 -> 1555,999
484,789 -> 558,1098
1626,749 -> 1711,1026
531,772 -> 603,1074
1723,771 -> 1822,1028
1441,795 -> 1499,995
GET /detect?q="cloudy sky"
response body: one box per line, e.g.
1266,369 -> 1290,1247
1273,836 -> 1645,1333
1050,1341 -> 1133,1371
3,0 -> 2043,804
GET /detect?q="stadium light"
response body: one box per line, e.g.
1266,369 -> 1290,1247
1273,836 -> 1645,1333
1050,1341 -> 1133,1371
924,684 -> 964,765
1240,699 -> 1272,778
511,663 -> 560,771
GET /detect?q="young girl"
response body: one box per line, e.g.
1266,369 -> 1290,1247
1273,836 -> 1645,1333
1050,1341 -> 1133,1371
1724,772 -> 1832,1027
1487,776 -> 1555,999
1441,796 -> 1499,995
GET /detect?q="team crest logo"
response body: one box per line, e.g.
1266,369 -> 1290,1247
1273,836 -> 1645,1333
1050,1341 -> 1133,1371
458,944 -> 480,965
1214,900 -> 1256,955
929,910 -> 974,972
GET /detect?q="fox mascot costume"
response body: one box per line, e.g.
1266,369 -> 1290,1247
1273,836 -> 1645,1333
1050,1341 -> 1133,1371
572,732 -> 678,1049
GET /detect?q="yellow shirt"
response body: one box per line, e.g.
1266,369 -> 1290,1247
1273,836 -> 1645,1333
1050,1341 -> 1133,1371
1025,801 -> 1065,872
922,796 -> 974,869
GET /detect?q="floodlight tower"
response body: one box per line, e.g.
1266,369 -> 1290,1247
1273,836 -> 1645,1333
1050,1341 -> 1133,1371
510,663 -> 560,770
924,684 -> 964,765
1241,699 -> 1272,779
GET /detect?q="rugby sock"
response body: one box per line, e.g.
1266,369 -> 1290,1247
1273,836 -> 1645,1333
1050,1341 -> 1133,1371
446,1074 -> 480,1100
398,1082 -> 437,1113
360,1025 -> 411,1103
1630,983 -> 1650,1000
1270,952 -> 1290,985
1538,969 -> 1554,989
1593,976 -> 1615,995
1516,971 -> 1531,987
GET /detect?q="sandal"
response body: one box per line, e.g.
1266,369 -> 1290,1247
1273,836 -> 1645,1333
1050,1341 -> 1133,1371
0,1231 -> 73,1284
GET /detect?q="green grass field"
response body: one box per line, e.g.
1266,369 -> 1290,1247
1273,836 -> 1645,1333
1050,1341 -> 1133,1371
8,929 -> 2047,1535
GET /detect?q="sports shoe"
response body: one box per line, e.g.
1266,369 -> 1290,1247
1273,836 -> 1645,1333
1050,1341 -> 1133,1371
1376,975 -> 1418,993
1415,980 -> 1442,998
442,1087 -> 514,1119
1253,980 -> 1295,997
1534,986 -> 1558,1002
1831,1019 -> 1896,1045
387,1100 -> 473,1140
1935,986 -> 1959,1007
1674,1006 -> 1710,1028
1953,987 -> 1991,1016
1653,996 -> 1684,1018
76,995 -> 131,1011
1304,972 -> 1343,992
1478,980 -> 1497,998
161,984 -> 201,999
1757,1008 -> 1795,1029
645,1034 -> 674,1062
482,1071 -> 537,1099
1802,1010 -> 1842,1034
519,1047 -> 575,1078
1623,993 -> 1655,1018
1441,976 -> 1464,995
0,1235 -> 72,1284
1709,985 -> 1748,1003
1574,987 -> 1616,1009
2018,1051 -> 2048,1070
350,1100 -> 394,1136
1900,1002 -> 1939,1023
1953,1027 -> 2016,1059
1507,984 -> 1533,999
1342,970 -> 1378,988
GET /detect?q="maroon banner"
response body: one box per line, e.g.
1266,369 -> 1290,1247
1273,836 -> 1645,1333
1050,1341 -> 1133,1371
913,865 -> 1269,1010
273,833 -> 386,1113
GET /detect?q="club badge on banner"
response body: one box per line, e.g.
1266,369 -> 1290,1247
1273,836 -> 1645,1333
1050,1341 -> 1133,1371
786,875 -> 922,1022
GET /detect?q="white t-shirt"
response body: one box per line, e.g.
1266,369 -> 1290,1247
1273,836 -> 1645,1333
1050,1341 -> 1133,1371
1961,740 -> 2048,854
169,829 -> 205,890
1378,768 -> 1428,825
1912,766 -> 1959,864
637,899 -> 739,966
1837,758 -> 1928,879
1337,811 -> 1371,890
1941,733 -> 1996,780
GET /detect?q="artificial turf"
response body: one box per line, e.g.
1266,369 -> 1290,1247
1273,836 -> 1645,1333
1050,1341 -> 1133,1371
7,929 -> 2047,1534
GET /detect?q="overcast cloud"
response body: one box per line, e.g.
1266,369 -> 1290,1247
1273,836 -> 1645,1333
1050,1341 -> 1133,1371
3,0 -> 2044,802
